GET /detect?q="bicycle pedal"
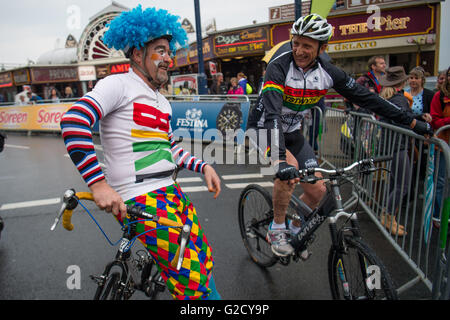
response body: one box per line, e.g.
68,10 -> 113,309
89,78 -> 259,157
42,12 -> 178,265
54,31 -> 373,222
299,250 -> 312,261
246,228 -> 256,238
90,274 -> 105,285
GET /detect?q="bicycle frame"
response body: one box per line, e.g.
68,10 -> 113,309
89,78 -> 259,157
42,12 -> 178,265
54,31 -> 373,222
289,177 -> 362,256
91,214 -> 164,299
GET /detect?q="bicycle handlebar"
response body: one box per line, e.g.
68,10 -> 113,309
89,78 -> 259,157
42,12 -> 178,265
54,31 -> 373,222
299,156 -> 393,179
51,189 -> 191,271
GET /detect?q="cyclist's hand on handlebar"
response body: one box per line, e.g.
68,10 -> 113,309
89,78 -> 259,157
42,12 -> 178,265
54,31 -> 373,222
203,164 -> 221,199
274,161 -> 300,185
89,180 -> 127,220
411,119 -> 434,138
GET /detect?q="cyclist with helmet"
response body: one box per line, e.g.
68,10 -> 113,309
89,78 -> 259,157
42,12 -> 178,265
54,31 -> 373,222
249,14 -> 433,257
60,5 -> 221,300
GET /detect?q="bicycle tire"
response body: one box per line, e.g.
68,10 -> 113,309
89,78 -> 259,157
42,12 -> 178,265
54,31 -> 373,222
328,235 -> 398,300
238,184 -> 277,268
94,272 -> 123,300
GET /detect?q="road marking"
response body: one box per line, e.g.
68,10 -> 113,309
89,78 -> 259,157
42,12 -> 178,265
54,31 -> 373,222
176,177 -> 203,183
5,144 -> 30,150
221,173 -> 264,180
179,186 -> 209,192
0,198 -> 61,211
225,181 -> 274,189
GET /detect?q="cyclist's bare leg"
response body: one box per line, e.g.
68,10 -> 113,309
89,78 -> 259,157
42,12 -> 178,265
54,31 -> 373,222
272,150 -> 299,225
299,173 -> 326,214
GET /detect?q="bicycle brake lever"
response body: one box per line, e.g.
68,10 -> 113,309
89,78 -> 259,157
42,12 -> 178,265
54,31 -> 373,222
176,224 -> 191,271
50,189 -> 76,231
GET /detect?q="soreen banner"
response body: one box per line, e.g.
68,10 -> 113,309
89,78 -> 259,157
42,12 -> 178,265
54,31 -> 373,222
0,104 -> 71,131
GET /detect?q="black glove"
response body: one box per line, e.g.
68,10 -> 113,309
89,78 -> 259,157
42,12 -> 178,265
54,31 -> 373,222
412,120 -> 433,136
275,162 -> 299,181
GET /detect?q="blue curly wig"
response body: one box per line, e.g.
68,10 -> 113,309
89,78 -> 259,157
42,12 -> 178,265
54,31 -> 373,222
103,5 -> 188,54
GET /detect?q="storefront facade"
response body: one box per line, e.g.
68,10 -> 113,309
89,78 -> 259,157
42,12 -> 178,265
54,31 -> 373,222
268,1 -> 442,77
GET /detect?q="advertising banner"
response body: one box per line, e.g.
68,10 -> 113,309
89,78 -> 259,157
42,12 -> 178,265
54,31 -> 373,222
0,104 -> 70,131
170,100 -> 251,143
171,74 -> 199,95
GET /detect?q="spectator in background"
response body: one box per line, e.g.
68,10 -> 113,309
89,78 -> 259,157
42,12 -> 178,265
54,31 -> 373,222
27,91 -> 43,104
227,77 -> 244,95
436,69 -> 447,92
406,66 -> 433,123
210,72 -> 228,95
356,56 -> 386,94
237,72 -> 252,95
50,88 -> 60,103
430,66 -> 450,228
64,86 -> 75,99
353,56 -> 386,113
378,66 -> 415,237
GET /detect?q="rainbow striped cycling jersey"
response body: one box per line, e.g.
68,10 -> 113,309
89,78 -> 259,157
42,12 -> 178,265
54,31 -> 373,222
60,68 -> 207,201
252,47 -> 414,161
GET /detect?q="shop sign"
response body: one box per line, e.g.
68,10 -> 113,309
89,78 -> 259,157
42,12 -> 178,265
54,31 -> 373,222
214,27 -> 269,57
188,38 -> 215,63
110,63 -> 130,74
270,4 -> 436,45
347,0 -> 415,9
78,66 -> 97,81
330,4 -> 436,43
0,72 -> 13,88
31,67 -> 78,83
175,48 -> 189,67
326,34 -> 435,53
12,69 -> 30,85
96,65 -> 109,78
269,2 -> 311,21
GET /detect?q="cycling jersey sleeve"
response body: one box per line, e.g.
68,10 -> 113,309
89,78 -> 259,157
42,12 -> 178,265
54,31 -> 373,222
60,76 -> 124,186
262,55 -> 290,161
168,130 -> 208,174
322,59 -> 414,126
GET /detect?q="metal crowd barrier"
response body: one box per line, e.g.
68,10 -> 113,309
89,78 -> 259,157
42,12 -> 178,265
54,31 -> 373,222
318,111 -> 450,299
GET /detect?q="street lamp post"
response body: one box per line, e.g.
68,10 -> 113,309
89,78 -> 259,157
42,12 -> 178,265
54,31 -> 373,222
194,0 -> 208,94
295,0 -> 302,20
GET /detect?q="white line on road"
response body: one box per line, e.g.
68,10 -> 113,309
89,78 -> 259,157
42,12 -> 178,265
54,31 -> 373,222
0,198 -> 61,211
225,182 -> 274,189
5,144 -> 30,150
221,173 -> 264,180
177,177 -> 203,183
179,186 -> 209,192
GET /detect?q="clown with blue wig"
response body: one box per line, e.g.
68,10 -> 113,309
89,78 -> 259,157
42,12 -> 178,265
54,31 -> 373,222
60,5 -> 222,300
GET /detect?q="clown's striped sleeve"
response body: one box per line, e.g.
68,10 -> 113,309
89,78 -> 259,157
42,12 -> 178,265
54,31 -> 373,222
60,95 -> 105,186
168,131 -> 207,174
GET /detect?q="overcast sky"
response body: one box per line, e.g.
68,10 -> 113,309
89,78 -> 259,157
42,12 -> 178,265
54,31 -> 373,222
0,0 -> 295,66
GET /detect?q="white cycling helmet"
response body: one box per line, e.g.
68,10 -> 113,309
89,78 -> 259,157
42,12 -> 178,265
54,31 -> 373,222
291,14 -> 333,42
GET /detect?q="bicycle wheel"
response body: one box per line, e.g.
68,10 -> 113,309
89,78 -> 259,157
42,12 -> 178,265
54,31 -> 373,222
328,235 -> 398,300
93,272 -> 123,300
238,184 -> 277,267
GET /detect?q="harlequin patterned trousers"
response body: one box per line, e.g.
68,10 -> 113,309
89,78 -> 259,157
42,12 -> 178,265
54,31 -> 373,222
118,183 -> 215,300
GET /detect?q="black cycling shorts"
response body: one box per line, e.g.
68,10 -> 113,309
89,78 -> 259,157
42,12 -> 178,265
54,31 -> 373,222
284,130 -> 319,170
247,128 -> 318,170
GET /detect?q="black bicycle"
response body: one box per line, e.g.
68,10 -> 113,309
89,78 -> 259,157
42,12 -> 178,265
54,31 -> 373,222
51,189 -> 190,300
238,157 -> 398,300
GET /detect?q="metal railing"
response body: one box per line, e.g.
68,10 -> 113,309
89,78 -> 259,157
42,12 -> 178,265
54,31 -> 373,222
317,110 -> 450,299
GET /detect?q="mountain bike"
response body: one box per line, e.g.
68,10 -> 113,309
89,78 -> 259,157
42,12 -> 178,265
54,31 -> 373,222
51,189 -> 191,300
238,157 -> 398,300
